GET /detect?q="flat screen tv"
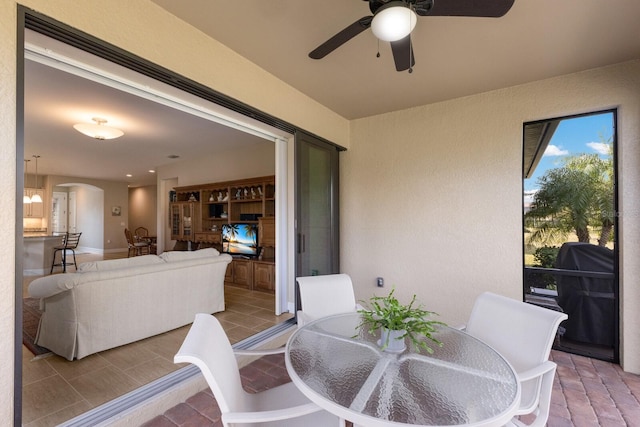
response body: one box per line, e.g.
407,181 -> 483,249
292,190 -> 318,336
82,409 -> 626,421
221,223 -> 259,257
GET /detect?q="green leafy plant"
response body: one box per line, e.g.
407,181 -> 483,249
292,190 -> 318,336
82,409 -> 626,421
532,246 -> 559,290
533,246 -> 560,268
357,288 -> 446,353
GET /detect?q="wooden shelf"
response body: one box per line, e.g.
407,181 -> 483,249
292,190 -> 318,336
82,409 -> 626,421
173,176 -> 276,292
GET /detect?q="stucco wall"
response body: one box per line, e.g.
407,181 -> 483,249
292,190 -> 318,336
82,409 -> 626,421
342,60 -> 640,374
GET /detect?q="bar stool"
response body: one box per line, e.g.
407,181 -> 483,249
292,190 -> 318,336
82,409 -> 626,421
50,232 -> 82,273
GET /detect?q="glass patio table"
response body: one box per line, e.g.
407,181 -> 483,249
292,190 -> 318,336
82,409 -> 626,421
285,313 -> 521,427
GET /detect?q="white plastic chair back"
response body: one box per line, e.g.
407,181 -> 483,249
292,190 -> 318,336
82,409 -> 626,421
175,314 -> 344,427
296,274 -> 359,326
174,313 -> 248,414
465,292 -> 567,426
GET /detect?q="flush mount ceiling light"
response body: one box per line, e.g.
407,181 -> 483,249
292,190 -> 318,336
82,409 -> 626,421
73,117 -> 124,140
371,1 -> 417,42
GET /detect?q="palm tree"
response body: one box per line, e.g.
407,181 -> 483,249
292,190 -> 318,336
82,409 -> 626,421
225,224 -> 240,242
242,224 -> 257,248
526,145 -> 613,247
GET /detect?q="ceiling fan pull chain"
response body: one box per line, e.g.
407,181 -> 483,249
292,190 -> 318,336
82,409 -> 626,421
376,38 -> 380,58
408,2 -> 414,73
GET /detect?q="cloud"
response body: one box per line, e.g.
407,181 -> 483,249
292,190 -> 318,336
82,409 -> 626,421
587,142 -> 610,155
543,145 -> 569,156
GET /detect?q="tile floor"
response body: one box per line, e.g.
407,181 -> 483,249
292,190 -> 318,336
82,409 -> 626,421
21,251 -> 292,427
142,350 -> 640,427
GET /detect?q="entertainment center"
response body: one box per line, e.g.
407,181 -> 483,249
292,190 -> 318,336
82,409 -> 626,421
171,175 -> 276,293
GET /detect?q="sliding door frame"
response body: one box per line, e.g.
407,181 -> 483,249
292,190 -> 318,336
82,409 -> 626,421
15,6 -> 344,426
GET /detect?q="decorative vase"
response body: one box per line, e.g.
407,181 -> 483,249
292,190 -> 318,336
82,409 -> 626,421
379,328 -> 407,353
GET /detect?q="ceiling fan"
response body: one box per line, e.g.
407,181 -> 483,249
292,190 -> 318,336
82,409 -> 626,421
309,0 -> 515,72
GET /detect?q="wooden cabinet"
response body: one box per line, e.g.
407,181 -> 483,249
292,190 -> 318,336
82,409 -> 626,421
253,261 -> 275,293
225,259 -> 253,290
170,202 -> 200,241
194,231 -> 221,247
23,188 -> 45,218
225,259 -> 275,293
259,217 -> 275,247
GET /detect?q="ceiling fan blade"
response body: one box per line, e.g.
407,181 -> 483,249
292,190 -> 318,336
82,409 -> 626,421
309,16 -> 373,59
420,0 -> 515,17
390,35 -> 415,72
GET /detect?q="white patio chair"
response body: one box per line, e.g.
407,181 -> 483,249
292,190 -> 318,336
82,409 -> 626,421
463,292 -> 568,427
296,273 -> 363,327
174,313 -> 344,427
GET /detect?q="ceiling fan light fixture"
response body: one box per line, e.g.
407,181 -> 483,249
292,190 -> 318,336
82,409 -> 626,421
371,2 -> 417,42
73,117 -> 124,140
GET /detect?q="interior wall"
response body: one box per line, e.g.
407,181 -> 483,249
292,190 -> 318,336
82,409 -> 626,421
70,185 -> 104,251
46,175 -> 129,251
342,60 -> 640,374
129,185 -> 157,236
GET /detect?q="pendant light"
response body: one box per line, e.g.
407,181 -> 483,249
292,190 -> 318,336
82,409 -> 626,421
23,159 -> 32,204
30,155 -> 42,203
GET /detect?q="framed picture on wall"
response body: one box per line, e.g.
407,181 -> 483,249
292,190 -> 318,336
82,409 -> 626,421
111,206 -> 121,216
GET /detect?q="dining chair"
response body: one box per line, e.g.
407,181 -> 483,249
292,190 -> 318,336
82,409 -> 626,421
134,226 -> 157,254
463,292 -> 568,427
295,273 -> 363,327
124,228 -> 150,257
174,313 -> 345,427
50,232 -> 82,273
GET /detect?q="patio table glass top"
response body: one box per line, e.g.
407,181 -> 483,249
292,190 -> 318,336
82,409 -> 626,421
285,312 -> 521,427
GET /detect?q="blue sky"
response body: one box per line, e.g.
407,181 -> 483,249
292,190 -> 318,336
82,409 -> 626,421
524,112 -> 614,193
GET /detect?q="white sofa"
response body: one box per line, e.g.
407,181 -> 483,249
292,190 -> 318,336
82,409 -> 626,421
28,248 -> 232,360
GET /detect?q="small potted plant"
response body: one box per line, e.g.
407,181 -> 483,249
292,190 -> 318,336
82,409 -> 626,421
358,288 -> 446,353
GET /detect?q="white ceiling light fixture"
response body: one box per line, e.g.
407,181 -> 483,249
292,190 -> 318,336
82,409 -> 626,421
23,159 -> 32,204
73,117 -> 124,140
30,155 -> 43,203
371,1 -> 417,42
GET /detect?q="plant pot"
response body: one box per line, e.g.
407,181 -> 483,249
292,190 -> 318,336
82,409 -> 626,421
378,328 -> 407,353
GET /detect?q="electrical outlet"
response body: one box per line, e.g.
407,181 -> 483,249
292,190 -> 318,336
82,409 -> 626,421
377,277 -> 384,287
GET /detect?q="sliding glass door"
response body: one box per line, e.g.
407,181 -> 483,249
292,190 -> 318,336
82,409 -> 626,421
295,131 -> 340,280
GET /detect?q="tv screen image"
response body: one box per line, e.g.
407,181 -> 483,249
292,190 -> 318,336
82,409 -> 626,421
221,223 -> 259,256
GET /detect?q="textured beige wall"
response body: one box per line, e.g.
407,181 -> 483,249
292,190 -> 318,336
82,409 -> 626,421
343,60 -> 640,374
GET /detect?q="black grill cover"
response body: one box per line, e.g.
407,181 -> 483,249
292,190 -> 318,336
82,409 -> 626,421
555,242 -> 615,347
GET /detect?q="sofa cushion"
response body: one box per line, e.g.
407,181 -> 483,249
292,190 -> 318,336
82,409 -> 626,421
78,255 -> 165,272
159,247 -> 220,262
